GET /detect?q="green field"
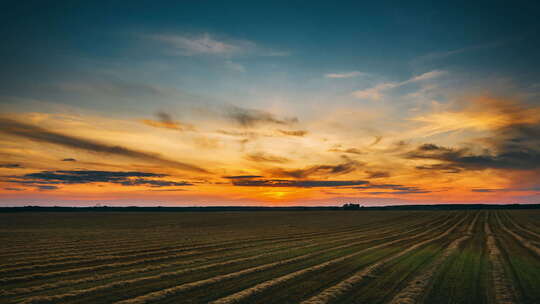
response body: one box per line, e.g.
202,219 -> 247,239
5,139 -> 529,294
0,210 -> 539,304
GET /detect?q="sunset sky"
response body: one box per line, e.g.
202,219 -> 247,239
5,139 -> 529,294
1,1 -> 540,206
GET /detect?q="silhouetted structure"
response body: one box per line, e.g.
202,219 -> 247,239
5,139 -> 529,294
342,203 -> 361,210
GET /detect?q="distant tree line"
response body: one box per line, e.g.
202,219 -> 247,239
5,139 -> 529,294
0,204 -> 538,212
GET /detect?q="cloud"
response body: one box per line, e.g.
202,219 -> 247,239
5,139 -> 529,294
406,98 -> 540,171
225,105 -> 298,127
0,118 -> 208,173
151,33 -> 288,57
412,41 -> 503,64
231,179 -> 369,188
406,141 -> 540,171
472,187 -> 540,193
325,71 -> 366,79
353,183 -> 430,194
216,130 -> 260,137
0,163 -> 22,168
61,158 -> 77,162
328,147 -> 364,155
4,187 -> 24,191
245,152 -> 290,163
142,112 -> 195,131
37,185 -> 59,191
352,70 -> 446,100
267,160 -> 360,178
223,175 -> 264,179
352,82 -> 397,101
117,179 -> 193,187
409,70 -> 446,82
7,170 -> 193,188
152,33 -> 247,56
365,171 -> 390,178
277,129 -> 308,137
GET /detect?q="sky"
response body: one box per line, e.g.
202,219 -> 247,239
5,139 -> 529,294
1,1 -> 540,206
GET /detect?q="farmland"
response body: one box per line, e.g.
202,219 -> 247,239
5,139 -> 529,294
0,210 -> 539,304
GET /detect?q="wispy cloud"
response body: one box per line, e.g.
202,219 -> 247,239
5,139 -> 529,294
352,70 -> 446,101
325,71 -> 366,79
277,129 -> 307,137
150,33 -> 288,57
267,160 -> 361,179
412,41 -> 504,64
225,105 -> 298,127
142,112 -> 195,131
152,33 -> 246,56
245,152 -> 290,163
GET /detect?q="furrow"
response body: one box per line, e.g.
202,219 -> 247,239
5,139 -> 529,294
2,221 -> 417,297
502,212 -> 540,240
386,212 -> 478,304
104,216 -> 451,304
14,218 -> 439,304
1,214 -> 446,278
496,212 -> 540,258
180,216 -> 458,304
0,217 -> 424,268
485,215 -> 517,304
299,215 -> 467,304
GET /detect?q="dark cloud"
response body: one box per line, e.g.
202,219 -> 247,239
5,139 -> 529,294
268,160 -> 360,178
364,190 -> 430,195
407,100 -> 540,172
365,171 -> 390,178
472,187 -> 540,192
61,158 -> 77,162
0,118 -> 208,173
231,179 -> 369,188
406,140 -> 540,171
245,152 -> 289,163
117,179 -> 193,187
415,163 -> 462,173
353,183 -> 430,194
0,163 -> 22,168
7,170 -> 193,188
223,175 -> 264,179
4,187 -> 24,191
37,185 -> 59,191
277,129 -> 307,137
225,105 -> 298,127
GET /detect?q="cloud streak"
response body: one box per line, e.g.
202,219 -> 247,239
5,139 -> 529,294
142,112 -> 195,131
325,71 -> 365,79
225,105 -> 298,127
0,118 -> 208,173
231,179 -> 369,188
267,160 -> 361,178
245,152 -> 290,163
7,170 -> 193,188
352,70 -> 446,100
